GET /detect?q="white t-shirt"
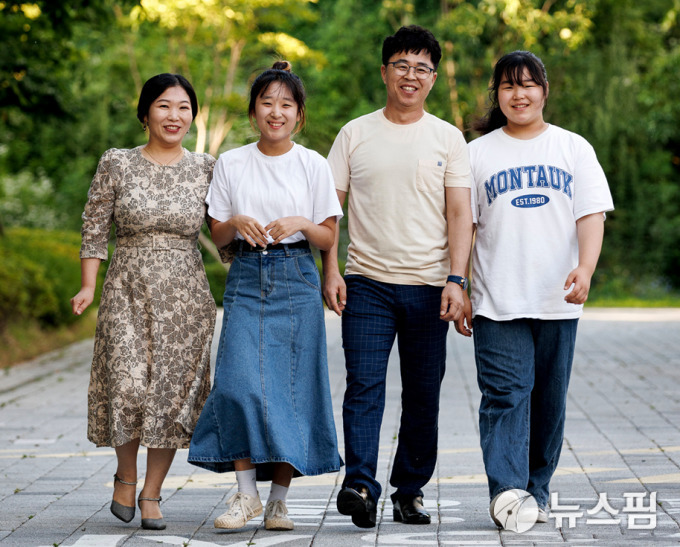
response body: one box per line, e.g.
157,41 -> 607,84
328,109 -> 471,286
469,125 -> 614,320
207,142 -> 343,244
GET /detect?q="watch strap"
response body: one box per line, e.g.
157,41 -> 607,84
447,275 -> 468,290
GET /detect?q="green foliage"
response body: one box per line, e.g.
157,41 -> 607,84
203,260 -> 229,307
0,250 -> 56,330
0,0 -> 139,114
1,0 -> 680,309
297,0 -> 392,153
0,227 -> 106,330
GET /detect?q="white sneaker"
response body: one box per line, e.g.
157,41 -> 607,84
264,499 -> 294,530
537,507 -> 548,523
214,492 -> 263,529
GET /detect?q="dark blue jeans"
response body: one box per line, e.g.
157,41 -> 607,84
473,315 -> 578,509
341,275 -> 449,504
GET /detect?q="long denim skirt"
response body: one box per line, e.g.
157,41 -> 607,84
188,245 -> 342,478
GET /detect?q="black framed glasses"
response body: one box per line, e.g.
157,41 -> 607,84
386,61 -> 435,79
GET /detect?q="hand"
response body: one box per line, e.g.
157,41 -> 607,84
265,216 -> 311,245
454,291 -> 473,337
440,282 -> 464,322
230,215 -> 268,247
323,270 -> 346,316
564,265 -> 593,305
71,287 -> 95,316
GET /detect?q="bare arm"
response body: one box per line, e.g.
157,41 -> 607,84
564,212 -> 605,304
454,223 -> 476,337
440,186 -> 474,322
321,189 -> 348,315
266,216 -> 337,251
70,258 -> 101,315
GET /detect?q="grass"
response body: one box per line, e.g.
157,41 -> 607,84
589,275 -> 680,307
0,311 -> 97,369
587,296 -> 680,307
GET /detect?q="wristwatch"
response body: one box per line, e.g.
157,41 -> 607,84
447,275 -> 469,290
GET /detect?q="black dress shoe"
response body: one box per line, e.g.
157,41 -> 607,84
337,486 -> 377,528
392,494 -> 431,524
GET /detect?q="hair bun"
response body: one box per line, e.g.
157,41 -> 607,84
272,60 -> 292,72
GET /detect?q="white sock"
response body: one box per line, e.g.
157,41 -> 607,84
235,469 -> 258,498
267,482 -> 289,503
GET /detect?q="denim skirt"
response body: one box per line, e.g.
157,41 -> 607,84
188,245 -> 342,478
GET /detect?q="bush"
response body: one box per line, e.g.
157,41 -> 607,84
0,227 -> 105,330
0,251 -> 57,330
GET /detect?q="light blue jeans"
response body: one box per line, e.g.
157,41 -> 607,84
473,315 -> 578,509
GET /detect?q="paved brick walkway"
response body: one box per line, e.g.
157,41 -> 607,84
1,308 -> 679,546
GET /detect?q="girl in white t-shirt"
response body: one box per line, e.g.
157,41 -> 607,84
188,61 -> 343,531
460,51 -> 613,529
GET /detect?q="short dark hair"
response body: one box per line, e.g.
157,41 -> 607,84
473,51 -> 549,135
382,25 -> 442,70
248,60 -> 306,133
137,74 -> 199,123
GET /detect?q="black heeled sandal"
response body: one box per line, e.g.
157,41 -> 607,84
110,474 -> 137,523
138,495 -> 166,530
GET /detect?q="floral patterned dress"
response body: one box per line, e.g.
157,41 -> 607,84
80,146 -> 216,449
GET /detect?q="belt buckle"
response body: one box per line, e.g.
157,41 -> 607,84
252,244 -> 268,254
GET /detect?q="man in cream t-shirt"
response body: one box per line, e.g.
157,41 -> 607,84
322,25 -> 473,528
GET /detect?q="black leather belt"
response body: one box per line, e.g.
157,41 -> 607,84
238,240 -> 309,253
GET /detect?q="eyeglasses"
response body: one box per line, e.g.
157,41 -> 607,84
386,61 -> 435,79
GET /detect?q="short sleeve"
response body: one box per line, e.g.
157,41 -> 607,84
468,143 -> 480,224
445,130 -> 472,188
327,126 -> 351,192
80,149 -> 116,260
573,138 -> 614,220
310,154 -> 344,224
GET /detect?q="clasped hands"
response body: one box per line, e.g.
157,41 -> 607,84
230,215 -> 311,247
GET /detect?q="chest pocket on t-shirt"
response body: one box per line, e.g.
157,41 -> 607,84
416,159 -> 446,193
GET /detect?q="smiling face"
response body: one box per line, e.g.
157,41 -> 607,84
253,81 -> 300,154
144,85 -> 193,147
497,67 -> 548,138
381,50 -> 437,122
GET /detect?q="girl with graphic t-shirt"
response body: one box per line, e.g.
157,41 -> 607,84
187,61 -> 343,532
458,51 -> 614,529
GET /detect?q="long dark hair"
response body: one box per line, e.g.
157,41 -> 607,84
137,73 -> 198,123
472,51 -> 549,135
248,60 -> 306,133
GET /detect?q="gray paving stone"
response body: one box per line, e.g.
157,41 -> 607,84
1,308 -> 679,545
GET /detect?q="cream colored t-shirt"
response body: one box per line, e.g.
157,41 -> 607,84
328,109 -> 471,286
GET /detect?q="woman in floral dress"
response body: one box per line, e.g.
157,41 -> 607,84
70,74 -> 216,530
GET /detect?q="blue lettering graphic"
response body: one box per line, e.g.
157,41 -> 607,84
483,164 -> 573,206
509,167 -> 523,190
562,170 -> 573,198
497,171 -> 508,195
511,194 -> 550,208
484,174 -> 497,205
536,165 -> 548,188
